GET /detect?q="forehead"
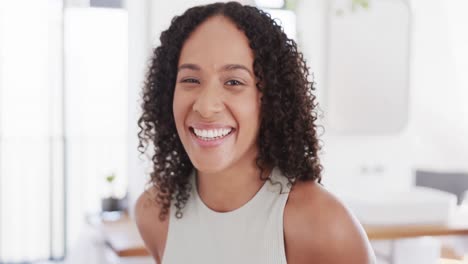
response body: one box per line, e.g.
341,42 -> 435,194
178,15 -> 254,69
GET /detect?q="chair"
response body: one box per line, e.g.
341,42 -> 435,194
415,170 -> 468,205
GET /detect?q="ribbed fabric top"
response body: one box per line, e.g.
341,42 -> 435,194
162,167 -> 291,264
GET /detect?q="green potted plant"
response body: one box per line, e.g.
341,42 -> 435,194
101,172 -> 121,212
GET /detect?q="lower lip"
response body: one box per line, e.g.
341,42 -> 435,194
189,128 -> 235,148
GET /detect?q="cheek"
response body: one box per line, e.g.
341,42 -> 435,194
234,92 -> 261,133
173,89 -> 188,130
245,91 -> 261,118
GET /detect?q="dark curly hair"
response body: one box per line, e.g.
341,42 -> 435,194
137,1 -> 323,220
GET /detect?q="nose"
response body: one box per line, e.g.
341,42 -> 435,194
192,81 -> 225,119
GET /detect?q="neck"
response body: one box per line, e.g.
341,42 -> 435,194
196,161 -> 272,213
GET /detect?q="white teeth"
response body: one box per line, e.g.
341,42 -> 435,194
193,127 -> 233,140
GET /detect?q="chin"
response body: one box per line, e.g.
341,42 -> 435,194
191,157 -> 232,175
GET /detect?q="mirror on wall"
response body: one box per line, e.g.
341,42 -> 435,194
324,0 -> 411,135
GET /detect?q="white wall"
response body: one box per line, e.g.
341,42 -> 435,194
408,0 -> 468,172
297,0 -> 468,195
297,0 -> 412,193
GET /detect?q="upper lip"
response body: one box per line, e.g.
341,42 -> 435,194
188,122 -> 235,130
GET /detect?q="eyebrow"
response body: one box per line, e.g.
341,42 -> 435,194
178,63 -> 253,77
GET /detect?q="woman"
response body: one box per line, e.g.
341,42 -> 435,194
136,2 -> 375,263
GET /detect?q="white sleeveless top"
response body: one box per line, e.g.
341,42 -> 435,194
162,167 -> 292,264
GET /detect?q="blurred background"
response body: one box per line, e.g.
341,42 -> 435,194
0,0 -> 467,263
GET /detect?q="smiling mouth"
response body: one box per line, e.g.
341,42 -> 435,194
189,126 -> 235,141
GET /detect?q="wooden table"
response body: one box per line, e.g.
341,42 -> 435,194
87,213 -> 150,257
365,223 -> 468,263
365,223 -> 468,240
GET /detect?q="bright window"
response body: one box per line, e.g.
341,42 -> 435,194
64,7 -> 128,249
0,0 -> 64,261
0,2 -> 128,261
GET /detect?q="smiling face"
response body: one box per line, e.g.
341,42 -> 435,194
173,15 -> 261,174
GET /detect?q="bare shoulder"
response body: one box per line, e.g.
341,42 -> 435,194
134,186 -> 169,263
284,180 -> 376,264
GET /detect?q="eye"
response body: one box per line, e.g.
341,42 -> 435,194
225,80 -> 243,86
181,78 -> 200,84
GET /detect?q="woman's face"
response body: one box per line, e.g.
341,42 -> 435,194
173,15 -> 261,174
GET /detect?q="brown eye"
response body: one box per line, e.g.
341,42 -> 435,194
225,80 -> 243,86
181,78 -> 200,84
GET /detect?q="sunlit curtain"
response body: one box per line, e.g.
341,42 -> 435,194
0,0 -> 65,262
